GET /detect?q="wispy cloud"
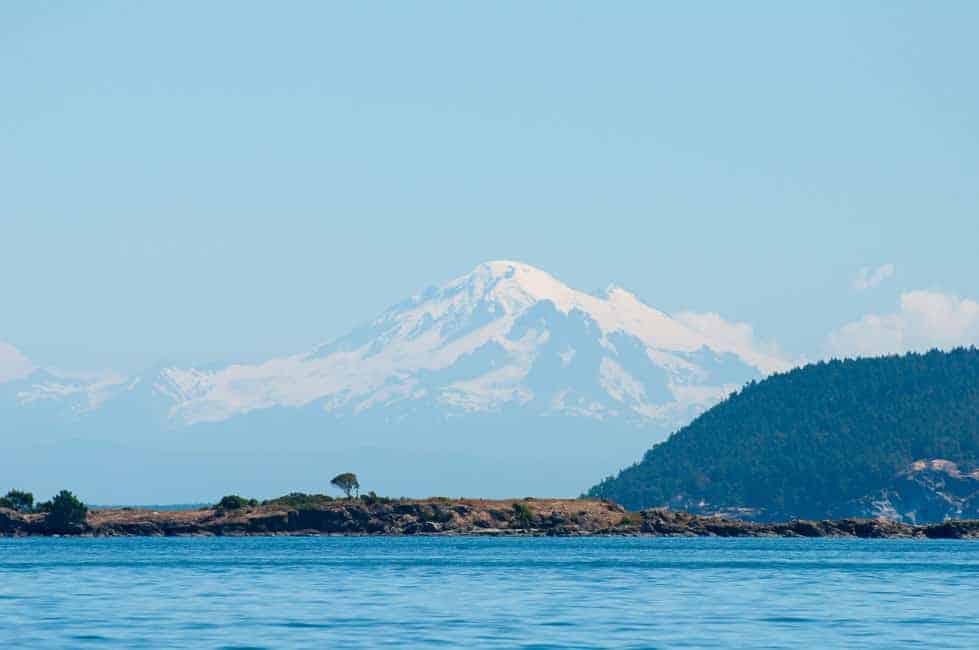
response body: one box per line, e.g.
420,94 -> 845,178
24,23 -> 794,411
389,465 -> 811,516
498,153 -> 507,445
853,263 -> 895,291
0,341 -> 34,383
826,290 -> 979,358
675,311 -> 793,375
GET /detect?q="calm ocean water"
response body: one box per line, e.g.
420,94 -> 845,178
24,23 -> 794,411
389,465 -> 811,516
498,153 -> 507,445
2,536 -> 978,648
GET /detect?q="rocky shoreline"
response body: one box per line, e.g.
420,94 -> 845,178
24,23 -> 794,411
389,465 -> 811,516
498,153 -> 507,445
3,498 -> 979,539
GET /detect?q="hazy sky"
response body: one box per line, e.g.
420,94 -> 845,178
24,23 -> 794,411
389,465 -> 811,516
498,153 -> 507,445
2,2 -> 978,374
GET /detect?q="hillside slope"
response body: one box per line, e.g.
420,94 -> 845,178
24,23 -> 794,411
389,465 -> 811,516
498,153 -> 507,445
587,348 -> 979,522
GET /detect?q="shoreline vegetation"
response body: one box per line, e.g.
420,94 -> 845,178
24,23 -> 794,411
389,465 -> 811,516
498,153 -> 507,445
3,489 -> 979,539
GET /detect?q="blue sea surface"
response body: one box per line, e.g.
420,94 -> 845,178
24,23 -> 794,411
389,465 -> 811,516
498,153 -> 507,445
2,536 -> 978,648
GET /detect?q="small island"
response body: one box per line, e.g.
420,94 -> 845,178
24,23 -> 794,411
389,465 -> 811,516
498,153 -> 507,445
3,487 -> 979,539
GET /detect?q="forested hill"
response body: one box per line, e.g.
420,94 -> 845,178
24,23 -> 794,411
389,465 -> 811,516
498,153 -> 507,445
588,348 -> 979,522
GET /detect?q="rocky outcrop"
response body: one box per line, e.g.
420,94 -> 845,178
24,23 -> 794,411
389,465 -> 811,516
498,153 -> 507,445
0,508 -> 90,536
668,459 -> 979,524
634,508 -> 943,538
3,499 -> 979,538
837,460 -> 979,523
0,508 -> 31,536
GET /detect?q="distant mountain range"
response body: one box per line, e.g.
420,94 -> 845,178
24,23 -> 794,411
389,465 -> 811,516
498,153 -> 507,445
589,348 -> 979,523
1,261 -> 787,502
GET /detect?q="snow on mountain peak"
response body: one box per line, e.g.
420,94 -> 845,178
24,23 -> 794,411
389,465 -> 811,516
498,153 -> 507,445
139,261 -> 788,426
7,262 -> 788,433
430,261 -> 704,354
445,260 -> 574,313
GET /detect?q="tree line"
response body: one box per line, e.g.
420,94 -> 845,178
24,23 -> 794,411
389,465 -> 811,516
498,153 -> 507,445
0,472 -> 363,522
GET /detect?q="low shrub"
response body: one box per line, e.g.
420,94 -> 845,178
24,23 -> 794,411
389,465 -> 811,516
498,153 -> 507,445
216,495 -> 255,510
512,502 -> 534,528
359,491 -> 393,506
264,492 -> 335,509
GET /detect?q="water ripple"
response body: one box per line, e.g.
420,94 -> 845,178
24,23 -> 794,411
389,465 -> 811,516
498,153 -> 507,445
1,537 -> 978,648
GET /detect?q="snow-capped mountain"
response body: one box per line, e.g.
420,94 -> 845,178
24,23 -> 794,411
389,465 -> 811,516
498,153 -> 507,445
0,261 -> 787,501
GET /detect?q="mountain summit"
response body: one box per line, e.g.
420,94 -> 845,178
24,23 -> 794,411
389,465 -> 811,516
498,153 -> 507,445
1,261 -> 785,501
154,261 -> 784,426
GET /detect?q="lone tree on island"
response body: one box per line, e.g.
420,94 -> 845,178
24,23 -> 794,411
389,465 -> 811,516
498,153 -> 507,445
331,473 -> 360,499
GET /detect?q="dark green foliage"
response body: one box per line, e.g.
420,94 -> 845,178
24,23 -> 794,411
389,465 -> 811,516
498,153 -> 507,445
0,489 -> 34,513
331,473 -> 360,498
359,491 -> 392,506
512,502 -> 534,528
38,490 -> 88,530
263,492 -> 334,509
216,495 -> 255,510
588,348 -> 979,518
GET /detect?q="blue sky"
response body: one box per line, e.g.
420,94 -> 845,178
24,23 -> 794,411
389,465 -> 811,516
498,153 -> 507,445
2,2 -> 978,374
